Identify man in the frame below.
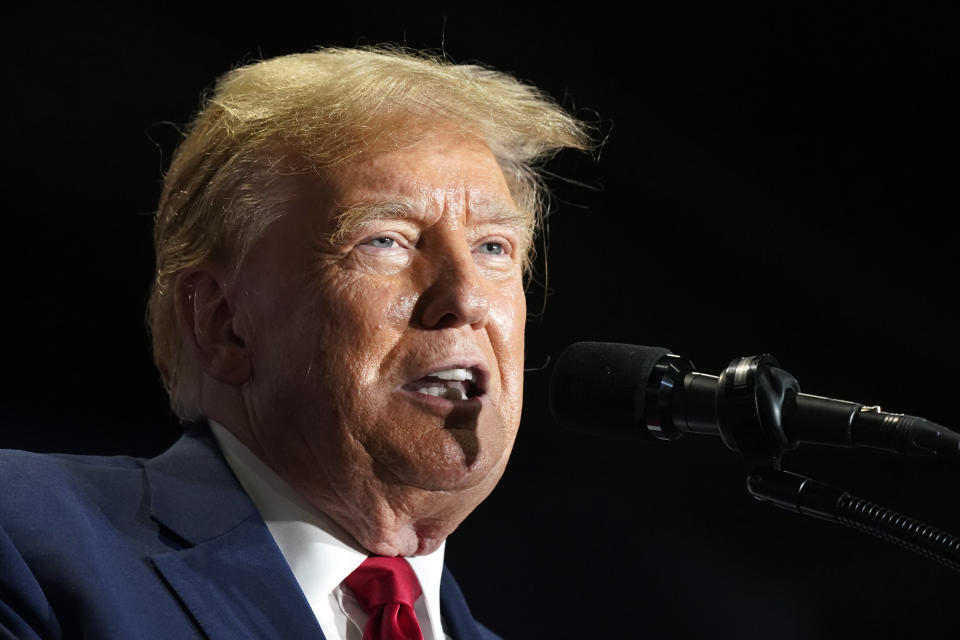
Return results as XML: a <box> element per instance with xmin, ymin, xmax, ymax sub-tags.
<box><xmin>0</xmin><ymin>47</ymin><xmax>589</xmax><ymax>639</ymax></box>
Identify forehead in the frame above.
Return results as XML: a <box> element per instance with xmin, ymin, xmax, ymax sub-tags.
<box><xmin>318</xmin><ymin>133</ymin><xmax>523</xmax><ymax>226</ymax></box>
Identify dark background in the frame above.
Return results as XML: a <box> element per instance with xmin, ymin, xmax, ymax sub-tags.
<box><xmin>2</xmin><ymin>4</ymin><xmax>957</xmax><ymax>638</ymax></box>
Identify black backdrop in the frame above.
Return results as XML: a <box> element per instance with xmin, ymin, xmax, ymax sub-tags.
<box><xmin>2</xmin><ymin>5</ymin><xmax>957</xmax><ymax>638</ymax></box>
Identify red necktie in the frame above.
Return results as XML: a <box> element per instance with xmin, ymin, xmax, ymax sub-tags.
<box><xmin>344</xmin><ymin>556</ymin><xmax>425</xmax><ymax>640</ymax></box>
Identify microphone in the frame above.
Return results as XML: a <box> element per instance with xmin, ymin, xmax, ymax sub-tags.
<box><xmin>549</xmin><ymin>342</ymin><xmax>960</xmax><ymax>457</ymax></box>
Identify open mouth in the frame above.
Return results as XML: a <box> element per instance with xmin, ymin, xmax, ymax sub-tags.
<box><xmin>401</xmin><ymin>367</ymin><xmax>485</xmax><ymax>401</ymax></box>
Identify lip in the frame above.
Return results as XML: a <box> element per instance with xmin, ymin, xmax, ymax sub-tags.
<box><xmin>402</xmin><ymin>359</ymin><xmax>489</xmax><ymax>394</ymax></box>
<box><xmin>397</xmin><ymin>387</ymin><xmax>486</xmax><ymax>417</ymax></box>
<box><xmin>398</xmin><ymin>358</ymin><xmax>490</xmax><ymax>413</ymax></box>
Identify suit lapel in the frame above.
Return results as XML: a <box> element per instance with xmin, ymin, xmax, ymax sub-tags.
<box><xmin>439</xmin><ymin>565</ymin><xmax>485</xmax><ymax>640</ymax></box>
<box><xmin>150</xmin><ymin>513</ymin><xmax>324</xmax><ymax>640</ymax></box>
<box><xmin>144</xmin><ymin>426</ymin><xmax>324</xmax><ymax>640</ymax></box>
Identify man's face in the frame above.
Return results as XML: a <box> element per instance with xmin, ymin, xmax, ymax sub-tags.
<box><xmin>227</xmin><ymin>132</ymin><xmax>527</xmax><ymax>554</ymax></box>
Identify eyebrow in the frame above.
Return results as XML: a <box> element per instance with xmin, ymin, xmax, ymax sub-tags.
<box><xmin>328</xmin><ymin>201</ymin><xmax>418</xmax><ymax>246</ymax></box>
<box><xmin>328</xmin><ymin>200</ymin><xmax>534</xmax><ymax>248</ymax></box>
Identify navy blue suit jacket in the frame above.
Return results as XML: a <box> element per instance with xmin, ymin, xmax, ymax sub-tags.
<box><xmin>0</xmin><ymin>425</ymin><xmax>500</xmax><ymax>639</ymax></box>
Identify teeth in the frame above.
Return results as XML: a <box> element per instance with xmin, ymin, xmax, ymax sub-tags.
<box><xmin>416</xmin><ymin>386</ymin><xmax>468</xmax><ymax>400</ymax></box>
<box><xmin>431</xmin><ymin>368</ymin><xmax>475</xmax><ymax>381</ymax></box>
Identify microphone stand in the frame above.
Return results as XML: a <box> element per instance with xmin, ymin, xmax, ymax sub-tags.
<box><xmin>712</xmin><ymin>353</ymin><xmax>960</xmax><ymax>572</ymax></box>
<box><xmin>746</xmin><ymin>467</ymin><xmax>960</xmax><ymax>571</ymax></box>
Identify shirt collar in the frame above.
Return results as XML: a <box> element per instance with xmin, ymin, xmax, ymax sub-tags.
<box><xmin>208</xmin><ymin>420</ymin><xmax>447</xmax><ymax>637</ymax></box>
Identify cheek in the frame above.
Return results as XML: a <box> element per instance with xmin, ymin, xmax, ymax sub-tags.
<box><xmin>488</xmin><ymin>285</ymin><xmax>527</xmax><ymax>410</ymax></box>
<box><xmin>489</xmin><ymin>283</ymin><xmax>527</xmax><ymax>356</ymax></box>
<box><xmin>307</xmin><ymin>275</ymin><xmax>411</xmax><ymax>387</ymax></box>
<box><xmin>385</xmin><ymin>292</ymin><xmax>418</xmax><ymax>332</ymax></box>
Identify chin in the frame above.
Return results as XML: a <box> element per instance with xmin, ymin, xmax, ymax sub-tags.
<box><xmin>358</xmin><ymin>522</ymin><xmax>449</xmax><ymax>557</ymax></box>
<box><xmin>361</xmin><ymin>535</ymin><xmax>419</xmax><ymax>557</ymax></box>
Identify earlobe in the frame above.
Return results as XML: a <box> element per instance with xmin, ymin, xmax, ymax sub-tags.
<box><xmin>174</xmin><ymin>268</ymin><xmax>252</xmax><ymax>386</ymax></box>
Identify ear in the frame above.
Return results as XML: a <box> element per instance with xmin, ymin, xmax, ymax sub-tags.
<box><xmin>174</xmin><ymin>268</ymin><xmax>252</xmax><ymax>386</ymax></box>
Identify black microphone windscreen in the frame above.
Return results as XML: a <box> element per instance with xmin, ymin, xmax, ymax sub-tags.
<box><xmin>549</xmin><ymin>342</ymin><xmax>672</xmax><ymax>439</ymax></box>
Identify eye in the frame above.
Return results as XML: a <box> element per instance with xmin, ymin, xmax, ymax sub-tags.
<box><xmin>366</xmin><ymin>236</ymin><xmax>397</xmax><ymax>249</ymax></box>
<box><xmin>354</xmin><ymin>234</ymin><xmax>411</xmax><ymax>262</ymax></box>
<box><xmin>476</xmin><ymin>241</ymin><xmax>505</xmax><ymax>256</ymax></box>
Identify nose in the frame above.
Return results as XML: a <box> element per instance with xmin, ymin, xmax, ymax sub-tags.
<box><xmin>415</xmin><ymin>246</ymin><xmax>490</xmax><ymax>330</ymax></box>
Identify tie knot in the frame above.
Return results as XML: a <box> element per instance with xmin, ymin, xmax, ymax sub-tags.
<box><xmin>344</xmin><ymin>556</ymin><xmax>423</xmax><ymax>611</ymax></box>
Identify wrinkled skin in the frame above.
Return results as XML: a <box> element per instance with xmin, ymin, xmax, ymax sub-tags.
<box><xmin>185</xmin><ymin>131</ymin><xmax>528</xmax><ymax>556</ymax></box>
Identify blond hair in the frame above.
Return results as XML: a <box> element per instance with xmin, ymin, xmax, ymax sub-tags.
<box><xmin>149</xmin><ymin>46</ymin><xmax>592</xmax><ymax>419</ymax></box>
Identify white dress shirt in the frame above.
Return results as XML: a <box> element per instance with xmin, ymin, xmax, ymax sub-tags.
<box><xmin>210</xmin><ymin>421</ymin><xmax>449</xmax><ymax>640</ymax></box>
